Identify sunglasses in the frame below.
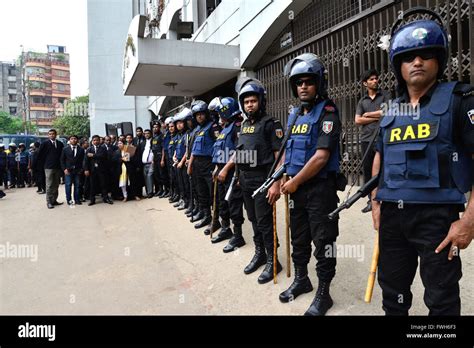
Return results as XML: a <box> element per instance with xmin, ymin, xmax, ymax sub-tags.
<box><xmin>401</xmin><ymin>51</ymin><xmax>437</xmax><ymax>63</ymax></box>
<box><xmin>295</xmin><ymin>78</ymin><xmax>316</xmax><ymax>87</ymax></box>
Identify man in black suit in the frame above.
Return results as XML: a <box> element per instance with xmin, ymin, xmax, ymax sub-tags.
<box><xmin>83</xmin><ymin>135</ymin><xmax>113</xmax><ymax>206</ymax></box>
<box><xmin>103</xmin><ymin>135</ymin><xmax>120</xmax><ymax>199</ymax></box>
<box><xmin>60</xmin><ymin>135</ymin><xmax>85</xmax><ymax>205</ymax></box>
<box><xmin>37</xmin><ymin>129</ymin><xmax>65</xmax><ymax>209</ymax></box>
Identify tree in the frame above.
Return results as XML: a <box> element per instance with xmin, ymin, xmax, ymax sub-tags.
<box><xmin>53</xmin><ymin>95</ymin><xmax>90</xmax><ymax>138</ymax></box>
<box><xmin>0</xmin><ymin>111</ymin><xmax>37</xmax><ymax>134</ymax></box>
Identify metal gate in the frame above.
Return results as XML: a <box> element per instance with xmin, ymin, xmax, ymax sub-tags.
<box><xmin>256</xmin><ymin>0</ymin><xmax>473</xmax><ymax>183</ymax></box>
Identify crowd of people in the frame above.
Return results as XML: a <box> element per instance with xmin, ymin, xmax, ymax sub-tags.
<box><xmin>1</xmin><ymin>9</ymin><xmax>472</xmax><ymax>317</ymax></box>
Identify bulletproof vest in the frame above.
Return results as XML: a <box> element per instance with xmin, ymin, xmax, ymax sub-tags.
<box><xmin>7</xmin><ymin>152</ymin><xmax>16</xmax><ymax>167</ymax></box>
<box><xmin>212</xmin><ymin>121</ymin><xmax>236</xmax><ymax>164</ymax></box>
<box><xmin>237</xmin><ymin>114</ymin><xmax>274</xmax><ymax>169</ymax></box>
<box><xmin>167</xmin><ymin>134</ymin><xmax>177</xmax><ymax>158</ymax></box>
<box><xmin>152</xmin><ymin>134</ymin><xmax>162</xmax><ymax>156</ymax></box>
<box><xmin>376</xmin><ymin>82</ymin><xmax>471</xmax><ymax>204</ymax></box>
<box><xmin>192</xmin><ymin>121</ymin><xmax>214</xmax><ymax>157</ymax></box>
<box><xmin>175</xmin><ymin>132</ymin><xmax>186</xmax><ymax>160</ymax></box>
<box><xmin>163</xmin><ymin>131</ymin><xmax>171</xmax><ymax>152</ymax></box>
<box><xmin>19</xmin><ymin>151</ymin><xmax>29</xmax><ymax>165</ymax></box>
<box><xmin>284</xmin><ymin>100</ymin><xmax>340</xmax><ymax>177</ymax></box>
<box><xmin>0</xmin><ymin>152</ymin><xmax>6</xmax><ymax>167</ymax></box>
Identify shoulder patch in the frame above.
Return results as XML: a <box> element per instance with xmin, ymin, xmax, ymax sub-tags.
<box><xmin>324</xmin><ymin>105</ymin><xmax>336</xmax><ymax>112</ymax></box>
<box><xmin>322</xmin><ymin>121</ymin><xmax>334</xmax><ymax>134</ymax></box>
<box><xmin>468</xmin><ymin>109</ymin><xmax>474</xmax><ymax>125</ymax></box>
<box><xmin>275</xmin><ymin>128</ymin><xmax>284</xmax><ymax>139</ymax></box>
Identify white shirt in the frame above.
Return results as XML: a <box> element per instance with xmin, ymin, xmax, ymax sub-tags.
<box><xmin>142</xmin><ymin>139</ymin><xmax>153</xmax><ymax>164</ymax></box>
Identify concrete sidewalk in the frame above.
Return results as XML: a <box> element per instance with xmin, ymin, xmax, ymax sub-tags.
<box><xmin>0</xmin><ymin>185</ymin><xmax>472</xmax><ymax>315</ymax></box>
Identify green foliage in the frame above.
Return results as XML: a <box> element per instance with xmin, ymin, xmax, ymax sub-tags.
<box><xmin>52</xmin><ymin>95</ymin><xmax>90</xmax><ymax>138</ymax></box>
<box><xmin>0</xmin><ymin>112</ymin><xmax>37</xmax><ymax>134</ymax></box>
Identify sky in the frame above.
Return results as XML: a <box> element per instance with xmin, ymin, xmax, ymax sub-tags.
<box><xmin>0</xmin><ymin>0</ymin><xmax>89</xmax><ymax>98</ymax></box>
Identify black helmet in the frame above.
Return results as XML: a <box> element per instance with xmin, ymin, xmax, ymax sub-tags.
<box><xmin>284</xmin><ymin>53</ymin><xmax>328</xmax><ymax>98</ymax></box>
<box><xmin>235</xmin><ymin>77</ymin><xmax>267</xmax><ymax>115</ymax></box>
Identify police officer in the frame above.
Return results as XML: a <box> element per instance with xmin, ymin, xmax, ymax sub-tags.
<box><xmin>159</xmin><ymin>117</ymin><xmax>173</xmax><ymax>198</ymax></box>
<box><xmin>0</xmin><ymin>144</ymin><xmax>7</xmax><ymax>189</ymax></box>
<box><xmin>211</xmin><ymin>97</ymin><xmax>246</xmax><ymax>251</ymax></box>
<box><xmin>372</xmin><ymin>9</ymin><xmax>474</xmax><ymax>315</ymax></box>
<box><xmin>187</xmin><ymin>100</ymin><xmax>221</xmax><ymax>230</ymax></box>
<box><xmin>184</xmin><ymin>109</ymin><xmax>200</xmax><ymax>218</ymax></box>
<box><xmin>152</xmin><ymin>122</ymin><xmax>164</xmax><ymax>197</ymax></box>
<box><xmin>7</xmin><ymin>143</ymin><xmax>18</xmax><ymax>189</ymax></box>
<box><xmin>278</xmin><ymin>53</ymin><xmax>342</xmax><ymax>316</ymax></box>
<box><xmin>219</xmin><ymin>78</ymin><xmax>284</xmax><ymax>284</ymax></box>
<box><xmin>167</xmin><ymin>117</ymin><xmax>180</xmax><ymax>204</ymax></box>
<box><xmin>173</xmin><ymin>109</ymin><xmax>192</xmax><ymax>211</ymax></box>
<box><xmin>17</xmin><ymin>143</ymin><xmax>30</xmax><ymax>188</ymax></box>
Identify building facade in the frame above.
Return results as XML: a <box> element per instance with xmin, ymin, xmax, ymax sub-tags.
<box><xmin>123</xmin><ymin>0</ymin><xmax>472</xmax><ymax>180</ymax></box>
<box><xmin>87</xmin><ymin>0</ymin><xmax>152</xmax><ymax>137</ymax></box>
<box><xmin>20</xmin><ymin>45</ymin><xmax>71</xmax><ymax>135</ymax></box>
<box><xmin>0</xmin><ymin>62</ymin><xmax>21</xmax><ymax>117</ymax></box>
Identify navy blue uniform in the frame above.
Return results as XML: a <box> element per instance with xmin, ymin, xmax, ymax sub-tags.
<box><xmin>375</xmin><ymin>82</ymin><xmax>474</xmax><ymax>315</ymax></box>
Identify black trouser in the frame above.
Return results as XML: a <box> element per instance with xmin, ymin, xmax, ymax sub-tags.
<box><xmin>361</xmin><ymin>141</ymin><xmax>376</xmax><ymax>201</ymax></box>
<box><xmin>0</xmin><ymin>167</ymin><xmax>6</xmax><ymax>187</ymax></box>
<box><xmin>18</xmin><ymin>164</ymin><xmax>28</xmax><ymax>187</ymax></box>
<box><xmin>160</xmin><ymin>154</ymin><xmax>170</xmax><ymax>189</ymax></box>
<box><xmin>89</xmin><ymin>170</ymin><xmax>108</xmax><ymax>202</ymax></box>
<box><xmin>378</xmin><ymin>202</ymin><xmax>462</xmax><ymax>316</ymax></box>
<box><xmin>177</xmin><ymin>162</ymin><xmax>190</xmax><ymax>200</ymax></box>
<box><xmin>153</xmin><ymin>155</ymin><xmax>163</xmax><ymax>193</ymax></box>
<box><xmin>167</xmin><ymin>156</ymin><xmax>177</xmax><ymax>195</ymax></box>
<box><xmin>79</xmin><ymin>173</ymin><xmax>86</xmax><ymax>200</ymax></box>
<box><xmin>131</xmin><ymin>164</ymin><xmax>143</xmax><ymax>197</ymax></box>
<box><xmin>289</xmin><ymin>176</ymin><xmax>339</xmax><ymax>282</ymax></box>
<box><xmin>36</xmin><ymin>167</ymin><xmax>46</xmax><ymax>191</ymax></box>
<box><xmin>193</xmin><ymin>156</ymin><xmax>214</xmax><ymax>214</ymax></box>
<box><xmin>240</xmin><ymin>169</ymin><xmax>277</xmax><ymax>254</ymax></box>
<box><xmin>8</xmin><ymin>166</ymin><xmax>17</xmax><ymax>187</ymax></box>
<box><xmin>216</xmin><ymin>165</ymin><xmax>245</xmax><ymax>226</ymax></box>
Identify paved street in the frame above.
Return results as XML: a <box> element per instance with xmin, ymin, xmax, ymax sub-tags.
<box><xmin>0</xmin><ymin>186</ymin><xmax>472</xmax><ymax>315</ymax></box>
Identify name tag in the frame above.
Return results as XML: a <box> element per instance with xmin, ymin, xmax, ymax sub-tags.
<box><xmin>385</xmin><ymin>122</ymin><xmax>439</xmax><ymax>144</ymax></box>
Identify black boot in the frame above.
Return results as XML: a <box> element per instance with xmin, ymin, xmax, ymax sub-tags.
<box><xmin>257</xmin><ymin>253</ymin><xmax>282</xmax><ymax>284</ymax></box>
<box><xmin>244</xmin><ymin>244</ymin><xmax>267</xmax><ymax>275</ymax></box>
<box><xmin>204</xmin><ymin>219</ymin><xmax>221</xmax><ymax>236</ymax></box>
<box><xmin>223</xmin><ymin>225</ymin><xmax>246</xmax><ymax>253</ymax></box>
<box><xmin>304</xmin><ymin>281</ymin><xmax>333</xmax><ymax>316</ymax></box>
<box><xmin>177</xmin><ymin>200</ymin><xmax>187</xmax><ymax>210</ymax></box>
<box><xmin>173</xmin><ymin>198</ymin><xmax>183</xmax><ymax>208</ymax></box>
<box><xmin>211</xmin><ymin>220</ymin><xmax>233</xmax><ymax>243</ymax></box>
<box><xmin>184</xmin><ymin>203</ymin><xmax>194</xmax><ymax>215</ymax></box>
<box><xmin>162</xmin><ymin>188</ymin><xmax>170</xmax><ymax>198</ymax></box>
<box><xmin>191</xmin><ymin>210</ymin><xmax>204</xmax><ymax>222</ymax></box>
<box><xmin>170</xmin><ymin>194</ymin><xmax>179</xmax><ymax>203</ymax></box>
<box><xmin>194</xmin><ymin>212</ymin><xmax>211</xmax><ymax>229</ymax></box>
<box><xmin>279</xmin><ymin>265</ymin><xmax>313</xmax><ymax>303</ymax></box>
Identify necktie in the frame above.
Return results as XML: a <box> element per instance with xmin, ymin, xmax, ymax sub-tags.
<box><xmin>72</xmin><ymin>146</ymin><xmax>76</xmax><ymax>157</ymax></box>
<box><xmin>52</xmin><ymin>140</ymin><xmax>57</xmax><ymax>149</ymax></box>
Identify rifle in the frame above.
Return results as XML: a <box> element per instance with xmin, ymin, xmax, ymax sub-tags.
<box><xmin>327</xmin><ymin>174</ymin><xmax>379</xmax><ymax>220</ymax></box>
<box><xmin>252</xmin><ymin>107</ymin><xmax>300</xmax><ymax>199</ymax></box>
<box><xmin>224</xmin><ymin>144</ymin><xmax>243</xmax><ymax>202</ymax></box>
<box><xmin>251</xmin><ymin>165</ymin><xmax>286</xmax><ymax>199</ymax></box>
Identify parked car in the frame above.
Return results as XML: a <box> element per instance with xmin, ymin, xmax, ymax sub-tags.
<box><xmin>0</xmin><ymin>134</ymin><xmax>67</xmax><ymax>147</ymax></box>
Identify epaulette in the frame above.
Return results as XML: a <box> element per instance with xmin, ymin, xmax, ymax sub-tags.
<box><xmin>453</xmin><ymin>83</ymin><xmax>474</xmax><ymax>98</ymax></box>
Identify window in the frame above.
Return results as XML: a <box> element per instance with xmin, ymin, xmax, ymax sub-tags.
<box><xmin>55</xmin><ymin>84</ymin><xmax>69</xmax><ymax>92</ymax></box>
<box><xmin>9</xmin><ymin>107</ymin><xmax>17</xmax><ymax>115</ymax></box>
<box><xmin>8</xmin><ymin>94</ymin><xmax>16</xmax><ymax>102</ymax></box>
<box><xmin>30</xmin><ymin>81</ymin><xmax>46</xmax><ymax>90</ymax></box>
<box><xmin>8</xmin><ymin>68</ymin><xmax>16</xmax><ymax>76</ymax></box>
<box><xmin>8</xmin><ymin>81</ymin><xmax>16</xmax><ymax>88</ymax></box>
<box><xmin>53</xmin><ymin>70</ymin><xmax>68</xmax><ymax>77</ymax></box>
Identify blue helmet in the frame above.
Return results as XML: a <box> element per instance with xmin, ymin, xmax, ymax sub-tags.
<box><xmin>389</xmin><ymin>7</ymin><xmax>449</xmax><ymax>84</ymax></box>
<box><xmin>284</xmin><ymin>53</ymin><xmax>328</xmax><ymax>98</ymax></box>
<box><xmin>236</xmin><ymin>77</ymin><xmax>267</xmax><ymax>115</ymax></box>
<box><xmin>216</xmin><ymin>97</ymin><xmax>240</xmax><ymax>121</ymax></box>
<box><xmin>191</xmin><ymin>100</ymin><xmax>208</xmax><ymax>116</ymax></box>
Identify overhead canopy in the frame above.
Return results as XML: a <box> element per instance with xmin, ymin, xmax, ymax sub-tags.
<box><xmin>123</xmin><ymin>16</ymin><xmax>241</xmax><ymax>97</ymax></box>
